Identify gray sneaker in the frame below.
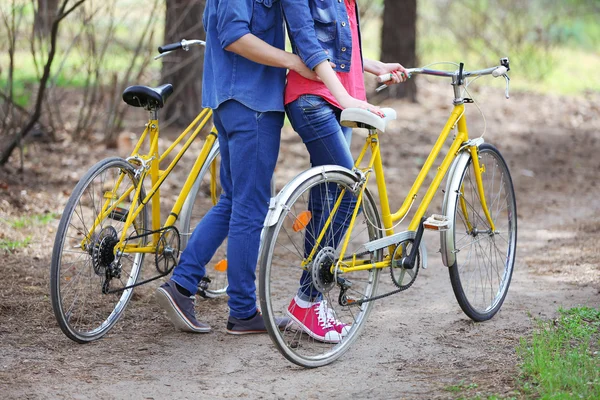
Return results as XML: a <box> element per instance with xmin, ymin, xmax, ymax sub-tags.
<box><xmin>226</xmin><ymin>311</ymin><xmax>290</xmax><ymax>335</ymax></box>
<box><xmin>156</xmin><ymin>280</ymin><xmax>211</xmax><ymax>333</ymax></box>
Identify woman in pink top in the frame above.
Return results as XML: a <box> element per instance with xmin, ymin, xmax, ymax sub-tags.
<box><xmin>281</xmin><ymin>0</ymin><xmax>407</xmax><ymax>343</ymax></box>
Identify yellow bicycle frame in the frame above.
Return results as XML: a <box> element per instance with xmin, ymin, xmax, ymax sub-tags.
<box><xmin>306</xmin><ymin>104</ymin><xmax>496</xmax><ymax>274</ymax></box>
<box><xmin>82</xmin><ymin>108</ymin><xmax>219</xmax><ymax>255</ymax></box>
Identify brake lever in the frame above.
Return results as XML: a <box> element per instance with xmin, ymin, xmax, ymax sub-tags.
<box><xmin>503</xmin><ymin>74</ymin><xmax>510</xmax><ymax>99</ymax></box>
<box><xmin>154</xmin><ymin>51</ymin><xmax>174</xmax><ymax>60</ymax></box>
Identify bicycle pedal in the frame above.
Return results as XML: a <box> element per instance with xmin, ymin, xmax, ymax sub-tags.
<box><xmin>423</xmin><ymin>214</ymin><xmax>450</xmax><ymax>231</ymax></box>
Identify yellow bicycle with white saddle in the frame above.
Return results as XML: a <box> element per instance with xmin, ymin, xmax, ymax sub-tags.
<box><xmin>259</xmin><ymin>58</ymin><xmax>517</xmax><ymax>367</ymax></box>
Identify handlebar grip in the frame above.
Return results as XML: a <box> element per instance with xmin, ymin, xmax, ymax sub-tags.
<box><xmin>492</xmin><ymin>66</ymin><xmax>508</xmax><ymax>77</ymax></box>
<box><xmin>158</xmin><ymin>42</ymin><xmax>183</xmax><ymax>54</ymax></box>
<box><xmin>376</xmin><ymin>73</ymin><xmax>395</xmax><ymax>83</ymax></box>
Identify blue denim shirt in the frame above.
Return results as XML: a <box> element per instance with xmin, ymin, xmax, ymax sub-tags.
<box><xmin>281</xmin><ymin>0</ymin><xmax>362</xmax><ymax>73</ymax></box>
<box><xmin>202</xmin><ymin>0</ymin><xmax>286</xmax><ymax>112</ymax></box>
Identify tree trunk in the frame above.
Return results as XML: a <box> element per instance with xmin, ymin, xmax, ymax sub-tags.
<box><xmin>162</xmin><ymin>0</ymin><xmax>206</xmax><ymax>126</ymax></box>
<box><xmin>379</xmin><ymin>0</ymin><xmax>417</xmax><ymax>102</ymax></box>
<box><xmin>35</xmin><ymin>0</ymin><xmax>60</xmax><ymax>36</ymax></box>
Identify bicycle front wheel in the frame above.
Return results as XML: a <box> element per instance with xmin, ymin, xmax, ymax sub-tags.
<box><xmin>179</xmin><ymin>143</ymin><xmax>227</xmax><ymax>297</ymax></box>
<box><xmin>447</xmin><ymin>144</ymin><xmax>517</xmax><ymax>321</ymax></box>
<box><xmin>50</xmin><ymin>157</ymin><xmax>148</xmax><ymax>342</ymax></box>
<box><xmin>259</xmin><ymin>170</ymin><xmax>382</xmax><ymax>367</ymax></box>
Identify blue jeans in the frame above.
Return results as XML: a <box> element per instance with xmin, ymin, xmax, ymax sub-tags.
<box><xmin>285</xmin><ymin>95</ymin><xmax>357</xmax><ymax>301</ymax></box>
<box><xmin>173</xmin><ymin>100</ymin><xmax>283</xmax><ymax>319</ymax></box>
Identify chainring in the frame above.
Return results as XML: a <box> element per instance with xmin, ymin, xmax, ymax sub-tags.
<box><xmin>390</xmin><ymin>239</ymin><xmax>420</xmax><ymax>291</ymax></box>
<box><xmin>155</xmin><ymin>226</ymin><xmax>180</xmax><ymax>275</ymax></box>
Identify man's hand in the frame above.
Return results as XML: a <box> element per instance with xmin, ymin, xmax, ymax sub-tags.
<box><xmin>226</xmin><ymin>34</ymin><xmax>318</xmax><ymax>80</ymax></box>
<box><xmin>289</xmin><ymin>55</ymin><xmax>319</xmax><ymax>81</ymax></box>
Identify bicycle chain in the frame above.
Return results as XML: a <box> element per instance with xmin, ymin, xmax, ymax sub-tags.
<box><xmin>103</xmin><ymin>227</ymin><xmax>177</xmax><ymax>294</ymax></box>
<box><xmin>338</xmin><ymin>246</ymin><xmax>419</xmax><ymax>306</ymax></box>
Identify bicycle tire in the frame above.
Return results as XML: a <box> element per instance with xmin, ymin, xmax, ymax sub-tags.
<box><xmin>179</xmin><ymin>143</ymin><xmax>228</xmax><ymax>297</ymax></box>
<box><xmin>447</xmin><ymin>144</ymin><xmax>517</xmax><ymax>321</ymax></box>
<box><xmin>259</xmin><ymin>169</ymin><xmax>382</xmax><ymax>367</ymax></box>
<box><xmin>50</xmin><ymin>157</ymin><xmax>148</xmax><ymax>343</ymax></box>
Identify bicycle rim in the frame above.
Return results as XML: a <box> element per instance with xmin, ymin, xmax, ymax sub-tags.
<box><xmin>260</xmin><ymin>171</ymin><xmax>382</xmax><ymax>367</ymax></box>
<box><xmin>50</xmin><ymin>158</ymin><xmax>147</xmax><ymax>342</ymax></box>
<box><xmin>449</xmin><ymin>144</ymin><xmax>517</xmax><ymax>321</ymax></box>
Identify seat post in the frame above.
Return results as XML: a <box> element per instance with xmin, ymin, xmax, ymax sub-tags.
<box><xmin>148</xmin><ymin>108</ymin><xmax>158</xmax><ymax>120</ymax></box>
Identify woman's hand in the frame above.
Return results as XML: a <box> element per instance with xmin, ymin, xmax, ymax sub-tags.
<box><xmin>338</xmin><ymin>95</ymin><xmax>384</xmax><ymax>117</ymax></box>
<box><xmin>365</xmin><ymin>60</ymin><xmax>409</xmax><ymax>85</ymax></box>
<box><xmin>379</xmin><ymin>63</ymin><xmax>409</xmax><ymax>84</ymax></box>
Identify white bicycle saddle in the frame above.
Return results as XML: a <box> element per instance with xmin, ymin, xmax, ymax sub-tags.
<box><xmin>340</xmin><ymin>107</ymin><xmax>397</xmax><ymax>132</ymax></box>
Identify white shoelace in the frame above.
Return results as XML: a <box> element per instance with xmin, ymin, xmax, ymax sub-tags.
<box><xmin>314</xmin><ymin>300</ymin><xmax>343</xmax><ymax>328</ymax></box>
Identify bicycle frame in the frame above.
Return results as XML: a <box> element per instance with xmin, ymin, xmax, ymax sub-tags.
<box><xmin>81</xmin><ymin>108</ymin><xmax>218</xmax><ymax>254</ymax></box>
<box><xmin>304</xmin><ymin>103</ymin><xmax>496</xmax><ymax>273</ymax></box>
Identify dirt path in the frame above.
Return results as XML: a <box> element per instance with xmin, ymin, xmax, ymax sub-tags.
<box><xmin>1</xmin><ymin>83</ymin><xmax>599</xmax><ymax>399</ymax></box>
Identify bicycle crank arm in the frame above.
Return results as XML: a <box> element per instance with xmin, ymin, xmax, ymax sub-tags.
<box><xmin>398</xmin><ymin>218</ymin><xmax>426</xmax><ymax>269</ymax></box>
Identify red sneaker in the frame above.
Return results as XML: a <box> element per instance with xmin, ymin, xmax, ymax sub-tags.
<box><xmin>287</xmin><ymin>297</ymin><xmax>348</xmax><ymax>343</ymax></box>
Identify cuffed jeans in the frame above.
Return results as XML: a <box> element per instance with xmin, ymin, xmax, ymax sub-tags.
<box><xmin>173</xmin><ymin>100</ymin><xmax>283</xmax><ymax>319</ymax></box>
<box><xmin>285</xmin><ymin>95</ymin><xmax>357</xmax><ymax>301</ymax></box>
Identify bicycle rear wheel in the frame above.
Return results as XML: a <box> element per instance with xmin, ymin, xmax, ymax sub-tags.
<box><xmin>50</xmin><ymin>157</ymin><xmax>148</xmax><ymax>342</ymax></box>
<box><xmin>179</xmin><ymin>143</ymin><xmax>227</xmax><ymax>297</ymax></box>
<box><xmin>259</xmin><ymin>170</ymin><xmax>382</xmax><ymax>367</ymax></box>
<box><xmin>447</xmin><ymin>144</ymin><xmax>517</xmax><ymax>321</ymax></box>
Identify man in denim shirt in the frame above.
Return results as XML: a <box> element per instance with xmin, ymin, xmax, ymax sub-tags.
<box><xmin>157</xmin><ymin>0</ymin><xmax>316</xmax><ymax>334</ymax></box>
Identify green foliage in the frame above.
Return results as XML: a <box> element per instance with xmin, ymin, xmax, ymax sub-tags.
<box><xmin>445</xmin><ymin>380</ymin><xmax>479</xmax><ymax>393</ymax></box>
<box><xmin>0</xmin><ymin>236</ymin><xmax>32</xmax><ymax>251</ymax></box>
<box><xmin>415</xmin><ymin>0</ymin><xmax>600</xmax><ymax>95</ymax></box>
<box><xmin>4</xmin><ymin>212</ymin><xmax>59</xmax><ymax>229</ymax></box>
<box><xmin>517</xmin><ymin>307</ymin><xmax>600</xmax><ymax>398</ymax></box>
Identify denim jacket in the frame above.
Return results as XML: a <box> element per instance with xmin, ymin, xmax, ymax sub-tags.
<box><xmin>281</xmin><ymin>0</ymin><xmax>362</xmax><ymax>73</ymax></box>
<box><xmin>202</xmin><ymin>0</ymin><xmax>286</xmax><ymax>112</ymax></box>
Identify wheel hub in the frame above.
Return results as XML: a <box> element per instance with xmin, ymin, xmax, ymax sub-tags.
<box><xmin>91</xmin><ymin>226</ymin><xmax>119</xmax><ymax>276</ymax></box>
<box><xmin>311</xmin><ymin>247</ymin><xmax>337</xmax><ymax>294</ymax></box>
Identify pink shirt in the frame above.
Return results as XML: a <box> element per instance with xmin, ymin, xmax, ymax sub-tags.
<box><xmin>284</xmin><ymin>0</ymin><xmax>366</xmax><ymax>109</ymax></box>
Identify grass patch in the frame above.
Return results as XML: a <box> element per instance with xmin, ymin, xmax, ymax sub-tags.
<box><xmin>517</xmin><ymin>307</ymin><xmax>600</xmax><ymax>398</ymax></box>
<box><xmin>445</xmin><ymin>380</ymin><xmax>478</xmax><ymax>393</ymax></box>
<box><xmin>3</xmin><ymin>212</ymin><xmax>59</xmax><ymax>229</ymax></box>
<box><xmin>0</xmin><ymin>236</ymin><xmax>32</xmax><ymax>251</ymax></box>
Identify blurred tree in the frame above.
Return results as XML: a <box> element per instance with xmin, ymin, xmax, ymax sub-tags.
<box><xmin>161</xmin><ymin>0</ymin><xmax>206</xmax><ymax>126</ymax></box>
<box><xmin>34</xmin><ymin>0</ymin><xmax>59</xmax><ymax>36</ymax></box>
<box><xmin>380</xmin><ymin>0</ymin><xmax>417</xmax><ymax>102</ymax></box>
<box><xmin>0</xmin><ymin>0</ymin><xmax>85</xmax><ymax>167</ymax></box>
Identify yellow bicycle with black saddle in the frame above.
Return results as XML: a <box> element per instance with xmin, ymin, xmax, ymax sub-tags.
<box><xmin>50</xmin><ymin>40</ymin><xmax>229</xmax><ymax>343</ymax></box>
<box><xmin>259</xmin><ymin>58</ymin><xmax>517</xmax><ymax>367</ymax></box>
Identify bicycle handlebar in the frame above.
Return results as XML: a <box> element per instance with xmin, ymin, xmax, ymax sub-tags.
<box><xmin>376</xmin><ymin>58</ymin><xmax>511</xmax><ymax>99</ymax></box>
<box><xmin>155</xmin><ymin>39</ymin><xmax>206</xmax><ymax>60</ymax></box>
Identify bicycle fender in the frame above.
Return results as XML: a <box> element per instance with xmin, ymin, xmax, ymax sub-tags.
<box><xmin>263</xmin><ymin>165</ymin><xmax>358</xmax><ymax>228</ymax></box>
<box><xmin>440</xmin><ymin>149</ymin><xmax>473</xmax><ymax>267</ymax></box>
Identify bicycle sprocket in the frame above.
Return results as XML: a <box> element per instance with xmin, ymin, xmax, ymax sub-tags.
<box><xmin>155</xmin><ymin>226</ymin><xmax>180</xmax><ymax>274</ymax></box>
<box><xmin>91</xmin><ymin>226</ymin><xmax>119</xmax><ymax>276</ymax></box>
<box><xmin>311</xmin><ymin>247</ymin><xmax>337</xmax><ymax>294</ymax></box>
<box><xmin>390</xmin><ymin>239</ymin><xmax>420</xmax><ymax>291</ymax></box>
